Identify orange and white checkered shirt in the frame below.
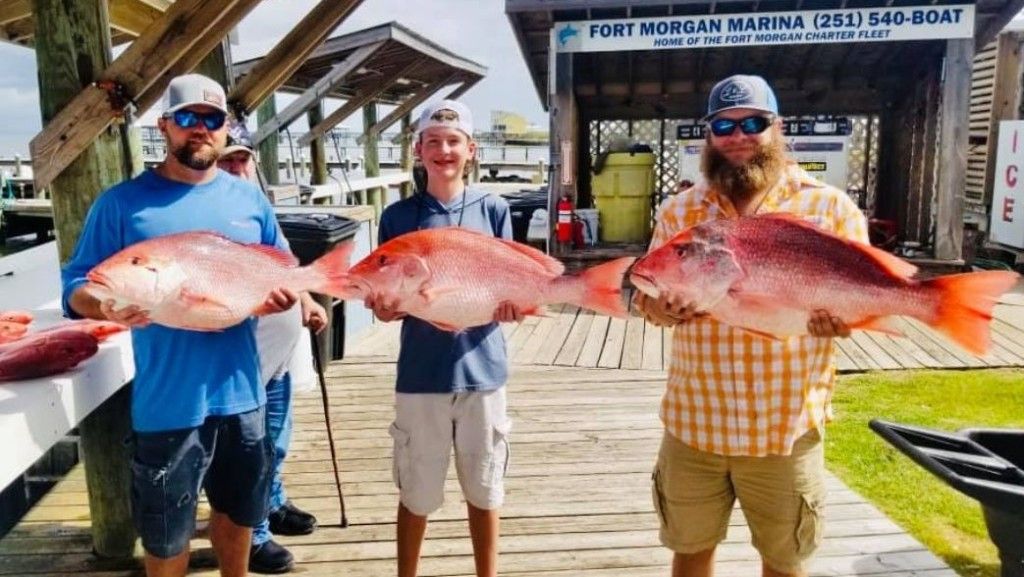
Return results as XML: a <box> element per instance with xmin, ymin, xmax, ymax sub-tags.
<box><xmin>651</xmin><ymin>163</ymin><xmax>869</xmax><ymax>456</ymax></box>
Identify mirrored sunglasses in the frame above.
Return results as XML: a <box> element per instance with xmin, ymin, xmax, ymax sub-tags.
<box><xmin>707</xmin><ymin>115</ymin><xmax>774</xmax><ymax>137</ymax></box>
<box><xmin>169</xmin><ymin>109</ymin><xmax>227</xmax><ymax>131</ymax></box>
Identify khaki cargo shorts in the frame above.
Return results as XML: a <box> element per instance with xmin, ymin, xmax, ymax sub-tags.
<box><xmin>389</xmin><ymin>388</ymin><xmax>511</xmax><ymax>516</ymax></box>
<box><xmin>651</xmin><ymin>429</ymin><xmax>826</xmax><ymax>574</ymax></box>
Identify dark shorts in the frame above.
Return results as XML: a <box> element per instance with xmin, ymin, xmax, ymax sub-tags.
<box><xmin>131</xmin><ymin>407</ymin><xmax>272</xmax><ymax>558</ymax></box>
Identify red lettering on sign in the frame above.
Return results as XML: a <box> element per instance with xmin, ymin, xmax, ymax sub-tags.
<box><xmin>1007</xmin><ymin>165</ymin><xmax>1018</xmax><ymax>187</ymax></box>
<box><xmin>1015</xmin><ymin>130</ymin><xmax>1020</xmax><ymax>153</ymax></box>
<box><xmin>1005</xmin><ymin>197</ymin><xmax>1016</xmax><ymax>223</ymax></box>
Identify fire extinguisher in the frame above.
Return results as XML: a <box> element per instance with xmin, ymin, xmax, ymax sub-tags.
<box><xmin>557</xmin><ymin>195</ymin><xmax>573</xmax><ymax>243</ymax></box>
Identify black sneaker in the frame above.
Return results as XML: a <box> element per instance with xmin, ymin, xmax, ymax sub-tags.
<box><xmin>249</xmin><ymin>539</ymin><xmax>295</xmax><ymax>574</ymax></box>
<box><xmin>268</xmin><ymin>501</ymin><xmax>318</xmax><ymax>536</ymax></box>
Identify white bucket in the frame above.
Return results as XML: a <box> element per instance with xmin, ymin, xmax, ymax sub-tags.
<box><xmin>576</xmin><ymin>208</ymin><xmax>599</xmax><ymax>245</ymax></box>
<box><xmin>527</xmin><ymin>208</ymin><xmax>549</xmax><ymax>241</ymax></box>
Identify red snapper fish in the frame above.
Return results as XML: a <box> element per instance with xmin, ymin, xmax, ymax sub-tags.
<box><xmin>0</xmin><ymin>311</ymin><xmax>33</xmax><ymax>324</ymax></box>
<box><xmin>0</xmin><ymin>329</ymin><xmax>99</xmax><ymax>382</ymax></box>
<box><xmin>0</xmin><ymin>321</ymin><xmax>29</xmax><ymax>343</ymax></box>
<box><xmin>630</xmin><ymin>213</ymin><xmax>1020</xmax><ymax>355</ymax></box>
<box><xmin>85</xmin><ymin>231</ymin><xmax>352</xmax><ymax>331</ymax></box>
<box><xmin>38</xmin><ymin>319</ymin><xmax>128</xmax><ymax>342</ymax></box>
<box><xmin>342</xmin><ymin>227</ymin><xmax>635</xmax><ymax>331</ymax></box>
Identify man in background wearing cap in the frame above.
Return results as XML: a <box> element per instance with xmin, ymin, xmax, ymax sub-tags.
<box><xmin>366</xmin><ymin>100</ymin><xmax>519</xmax><ymax>577</ymax></box>
<box><xmin>217</xmin><ymin>120</ymin><xmax>323</xmax><ymax>574</ymax></box>
<box><xmin>635</xmin><ymin>75</ymin><xmax>868</xmax><ymax>577</ymax></box>
<box><xmin>62</xmin><ymin>74</ymin><xmax>297</xmax><ymax>577</ymax></box>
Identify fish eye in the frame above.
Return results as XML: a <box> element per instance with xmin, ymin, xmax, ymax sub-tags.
<box><xmin>130</xmin><ymin>256</ymin><xmax>143</xmax><ymax>266</ymax></box>
<box><xmin>378</xmin><ymin>255</ymin><xmax>388</xmax><ymax>265</ymax></box>
<box><xmin>673</xmin><ymin>244</ymin><xmax>690</xmax><ymax>257</ymax></box>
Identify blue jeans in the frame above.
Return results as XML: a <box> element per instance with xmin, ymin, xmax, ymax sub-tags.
<box><xmin>252</xmin><ymin>373</ymin><xmax>293</xmax><ymax>546</ymax></box>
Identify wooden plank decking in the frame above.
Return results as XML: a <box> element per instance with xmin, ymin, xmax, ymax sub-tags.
<box><xmin>0</xmin><ymin>318</ymin><xmax>962</xmax><ymax>576</ymax></box>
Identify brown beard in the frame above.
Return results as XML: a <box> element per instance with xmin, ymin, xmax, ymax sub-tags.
<box><xmin>172</xmin><ymin>140</ymin><xmax>219</xmax><ymax>170</ymax></box>
<box><xmin>701</xmin><ymin>132</ymin><xmax>788</xmax><ymax>202</ymax></box>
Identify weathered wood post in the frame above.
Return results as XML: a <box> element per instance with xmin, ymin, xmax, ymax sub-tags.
<box><xmin>33</xmin><ymin>0</ymin><xmax>136</xmax><ymax>558</ymax></box>
<box><xmin>399</xmin><ymin>113</ymin><xmax>414</xmax><ymax>199</ymax></box>
<box><xmin>935</xmin><ymin>38</ymin><xmax>973</xmax><ymax>261</ymax></box>
<box><xmin>308</xmin><ymin>102</ymin><xmax>328</xmax><ymax>187</ymax></box>
<box><xmin>362</xmin><ymin>103</ymin><xmax>382</xmax><ymax>217</ymax></box>
<box><xmin>257</xmin><ymin>96</ymin><xmax>281</xmax><ymax>185</ymax></box>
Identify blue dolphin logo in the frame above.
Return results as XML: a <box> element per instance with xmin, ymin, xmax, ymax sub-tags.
<box><xmin>558</xmin><ymin>25</ymin><xmax>579</xmax><ymax>46</ymax></box>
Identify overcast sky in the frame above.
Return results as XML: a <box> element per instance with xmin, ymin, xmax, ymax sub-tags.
<box><xmin>0</xmin><ymin>0</ymin><xmax>547</xmax><ymax>157</ymax></box>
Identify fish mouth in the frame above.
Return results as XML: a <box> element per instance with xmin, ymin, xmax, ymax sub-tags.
<box><xmin>86</xmin><ymin>270</ymin><xmax>112</xmax><ymax>290</ymax></box>
<box><xmin>629</xmin><ymin>271</ymin><xmax>661</xmax><ymax>298</ymax></box>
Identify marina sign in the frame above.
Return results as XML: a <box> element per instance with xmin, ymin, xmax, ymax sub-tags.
<box><xmin>553</xmin><ymin>5</ymin><xmax>974</xmax><ymax>52</ymax></box>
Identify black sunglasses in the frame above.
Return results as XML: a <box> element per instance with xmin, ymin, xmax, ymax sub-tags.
<box><xmin>707</xmin><ymin>115</ymin><xmax>774</xmax><ymax>137</ymax></box>
<box><xmin>168</xmin><ymin>109</ymin><xmax>227</xmax><ymax>131</ymax></box>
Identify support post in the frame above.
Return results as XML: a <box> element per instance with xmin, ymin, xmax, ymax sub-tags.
<box><xmin>257</xmin><ymin>96</ymin><xmax>280</xmax><ymax>185</ymax></box>
<box><xmin>308</xmin><ymin>102</ymin><xmax>328</xmax><ymax>186</ymax></box>
<box><xmin>363</xmin><ymin>103</ymin><xmax>382</xmax><ymax>217</ymax></box>
<box><xmin>935</xmin><ymin>39</ymin><xmax>972</xmax><ymax>261</ymax></box>
<box><xmin>33</xmin><ymin>0</ymin><xmax>135</xmax><ymax>558</ymax></box>
<box><xmin>400</xmin><ymin>113</ymin><xmax>414</xmax><ymax>198</ymax></box>
<box><xmin>549</xmin><ymin>48</ymin><xmax>577</xmax><ymax>255</ymax></box>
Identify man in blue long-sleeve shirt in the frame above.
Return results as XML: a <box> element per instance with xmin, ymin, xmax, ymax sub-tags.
<box><xmin>61</xmin><ymin>74</ymin><xmax>305</xmax><ymax>577</ymax></box>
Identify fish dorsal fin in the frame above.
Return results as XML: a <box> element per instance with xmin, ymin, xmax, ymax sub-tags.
<box><xmin>495</xmin><ymin>237</ymin><xmax>564</xmax><ymax>275</ymax></box>
<box><xmin>757</xmin><ymin>213</ymin><xmax>917</xmax><ymax>279</ymax></box>
<box><xmin>247</xmin><ymin>243</ymin><xmax>300</xmax><ymax>267</ymax></box>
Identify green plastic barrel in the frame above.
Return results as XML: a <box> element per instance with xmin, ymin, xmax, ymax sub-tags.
<box><xmin>591</xmin><ymin>152</ymin><xmax>656</xmax><ymax>243</ymax></box>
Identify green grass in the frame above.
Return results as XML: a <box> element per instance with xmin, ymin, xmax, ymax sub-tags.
<box><xmin>826</xmin><ymin>369</ymin><xmax>1024</xmax><ymax>577</ymax></box>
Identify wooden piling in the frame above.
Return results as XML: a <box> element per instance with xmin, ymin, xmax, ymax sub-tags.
<box><xmin>399</xmin><ymin>113</ymin><xmax>413</xmax><ymax>198</ymax></box>
<box><xmin>257</xmin><ymin>96</ymin><xmax>280</xmax><ymax>185</ymax></box>
<box><xmin>32</xmin><ymin>0</ymin><xmax>136</xmax><ymax>558</ymax></box>
<box><xmin>362</xmin><ymin>103</ymin><xmax>382</xmax><ymax>217</ymax></box>
<box><xmin>308</xmin><ymin>102</ymin><xmax>328</xmax><ymax>186</ymax></box>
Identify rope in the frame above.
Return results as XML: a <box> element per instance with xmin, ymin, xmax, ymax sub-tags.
<box><xmin>309</xmin><ymin>327</ymin><xmax>348</xmax><ymax>528</ymax></box>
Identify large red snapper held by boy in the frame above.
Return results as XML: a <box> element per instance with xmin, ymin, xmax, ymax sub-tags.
<box><xmin>0</xmin><ymin>329</ymin><xmax>99</xmax><ymax>382</ymax></box>
<box><xmin>342</xmin><ymin>227</ymin><xmax>635</xmax><ymax>331</ymax></box>
<box><xmin>84</xmin><ymin>231</ymin><xmax>353</xmax><ymax>331</ymax></box>
<box><xmin>630</xmin><ymin>213</ymin><xmax>1020</xmax><ymax>355</ymax></box>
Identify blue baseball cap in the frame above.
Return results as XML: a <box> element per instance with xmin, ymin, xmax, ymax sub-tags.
<box><xmin>703</xmin><ymin>75</ymin><xmax>779</xmax><ymax>121</ymax></box>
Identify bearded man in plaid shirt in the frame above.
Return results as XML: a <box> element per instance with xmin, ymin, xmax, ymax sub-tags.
<box><xmin>635</xmin><ymin>75</ymin><xmax>868</xmax><ymax>577</ymax></box>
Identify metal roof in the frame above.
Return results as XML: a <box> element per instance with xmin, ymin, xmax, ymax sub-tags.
<box><xmin>232</xmin><ymin>21</ymin><xmax>487</xmax><ymax>106</ymax></box>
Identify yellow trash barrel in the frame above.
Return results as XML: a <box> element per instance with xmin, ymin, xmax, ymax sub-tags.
<box><xmin>591</xmin><ymin>152</ymin><xmax>656</xmax><ymax>243</ymax></box>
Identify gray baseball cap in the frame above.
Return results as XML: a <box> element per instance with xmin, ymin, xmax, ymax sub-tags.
<box><xmin>162</xmin><ymin>74</ymin><xmax>228</xmax><ymax>115</ymax></box>
<box><xmin>415</xmin><ymin>99</ymin><xmax>474</xmax><ymax>139</ymax></box>
<box><xmin>703</xmin><ymin>74</ymin><xmax>778</xmax><ymax>121</ymax></box>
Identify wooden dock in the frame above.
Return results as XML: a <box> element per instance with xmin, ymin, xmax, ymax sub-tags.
<box><xmin>0</xmin><ymin>308</ymin><xmax>971</xmax><ymax>576</ymax></box>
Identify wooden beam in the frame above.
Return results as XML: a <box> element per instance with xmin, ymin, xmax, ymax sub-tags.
<box><xmin>358</xmin><ymin>72</ymin><xmax>459</xmax><ymax>143</ymax></box>
<box><xmin>29</xmin><ymin>0</ymin><xmax>260</xmax><ymax>191</ymax></box>
<box><xmin>228</xmin><ymin>0</ymin><xmax>364</xmax><ymax>115</ymax></box>
<box><xmin>0</xmin><ymin>0</ymin><xmax>30</xmax><ymax>26</ymax></box>
<box><xmin>298</xmin><ymin>57</ymin><xmax>425</xmax><ymax>147</ymax></box>
<box><xmin>251</xmin><ymin>40</ymin><xmax>384</xmax><ymax>146</ymax></box>
<box><xmin>108</xmin><ymin>0</ymin><xmax>163</xmax><ymax>37</ymax></box>
<box><xmin>934</xmin><ymin>38</ymin><xmax>972</xmax><ymax>260</ymax></box>
<box><xmin>976</xmin><ymin>0</ymin><xmax>1024</xmax><ymax>51</ymax></box>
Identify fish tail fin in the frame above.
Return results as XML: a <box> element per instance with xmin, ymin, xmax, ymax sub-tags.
<box><xmin>923</xmin><ymin>270</ymin><xmax>1019</xmax><ymax>355</ymax></box>
<box><xmin>569</xmin><ymin>257</ymin><xmax>635</xmax><ymax>318</ymax></box>
<box><xmin>309</xmin><ymin>241</ymin><xmax>356</xmax><ymax>298</ymax></box>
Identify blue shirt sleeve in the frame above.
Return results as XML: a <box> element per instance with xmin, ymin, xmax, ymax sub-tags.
<box><xmin>254</xmin><ymin>184</ymin><xmax>287</xmax><ymax>250</ymax></box>
<box><xmin>60</xmin><ymin>190</ymin><xmax>125</xmax><ymax>319</ymax></box>
<box><xmin>496</xmin><ymin>202</ymin><xmax>512</xmax><ymax>240</ymax></box>
<box><xmin>379</xmin><ymin>209</ymin><xmax>395</xmax><ymax>245</ymax></box>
